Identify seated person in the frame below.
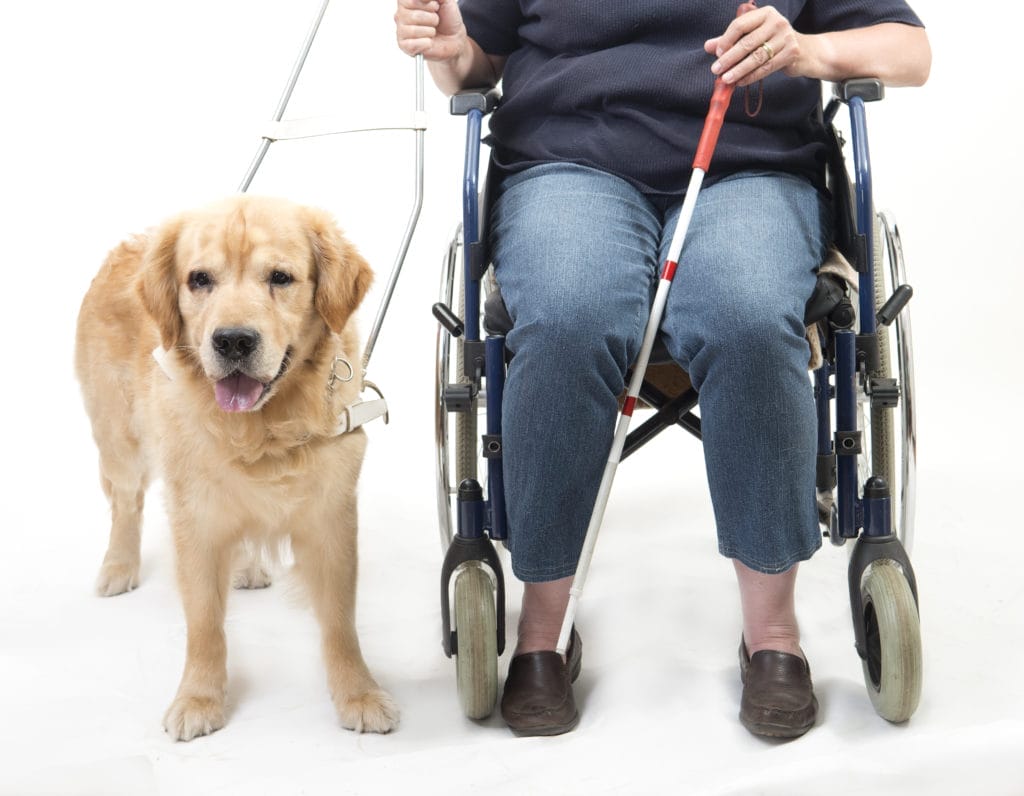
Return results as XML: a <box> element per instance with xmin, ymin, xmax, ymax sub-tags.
<box><xmin>395</xmin><ymin>0</ymin><xmax>930</xmax><ymax>738</ymax></box>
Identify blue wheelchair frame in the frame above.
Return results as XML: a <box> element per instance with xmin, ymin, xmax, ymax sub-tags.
<box><xmin>437</xmin><ymin>80</ymin><xmax>918</xmax><ymax>682</ymax></box>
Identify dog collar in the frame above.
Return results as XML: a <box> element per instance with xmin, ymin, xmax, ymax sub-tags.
<box><xmin>152</xmin><ymin>347</ymin><xmax>388</xmax><ymax>436</ymax></box>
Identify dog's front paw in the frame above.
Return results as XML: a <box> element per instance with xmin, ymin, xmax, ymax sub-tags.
<box><xmin>95</xmin><ymin>559</ymin><xmax>139</xmax><ymax>597</ymax></box>
<box><xmin>334</xmin><ymin>688</ymin><xmax>400</xmax><ymax>734</ymax></box>
<box><xmin>163</xmin><ymin>694</ymin><xmax>226</xmax><ymax>741</ymax></box>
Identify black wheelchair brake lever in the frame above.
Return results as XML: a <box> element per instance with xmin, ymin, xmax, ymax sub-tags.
<box><xmin>432</xmin><ymin>302</ymin><xmax>465</xmax><ymax>338</ymax></box>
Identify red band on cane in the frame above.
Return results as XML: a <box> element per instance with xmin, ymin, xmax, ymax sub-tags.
<box><xmin>622</xmin><ymin>396</ymin><xmax>638</xmax><ymax>417</ymax></box>
<box><xmin>661</xmin><ymin>259</ymin><xmax>678</xmax><ymax>281</ymax></box>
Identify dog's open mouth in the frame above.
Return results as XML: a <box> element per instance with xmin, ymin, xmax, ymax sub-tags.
<box><xmin>214</xmin><ymin>373</ymin><xmax>266</xmax><ymax>413</ymax></box>
<box><xmin>213</xmin><ymin>350</ymin><xmax>291</xmax><ymax>413</ymax></box>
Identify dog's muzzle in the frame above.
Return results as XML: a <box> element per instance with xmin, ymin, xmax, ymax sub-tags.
<box><xmin>209</xmin><ymin>326</ymin><xmax>275</xmax><ymax>413</ymax></box>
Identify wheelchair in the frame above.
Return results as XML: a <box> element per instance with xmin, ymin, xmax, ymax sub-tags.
<box><xmin>433</xmin><ymin>79</ymin><xmax>922</xmax><ymax>724</ymax></box>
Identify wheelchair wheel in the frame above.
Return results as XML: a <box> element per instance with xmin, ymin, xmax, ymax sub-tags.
<box><xmin>858</xmin><ymin>210</ymin><xmax>917</xmax><ymax>551</ymax></box>
<box><xmin>453</xmin><ymin>563</ymin><xmax>499</xmax><ymax>719</ymax></box>
<box><xmin>436</xmin><ymin>225</ymin><xmax>483</xmax><ymax>548</ymax></box>
<box><xmin>858</xmin><ymin>559</ymin><xmax>922</xmax><ymax>722</ymax></box>
<box><xmin>879</xmin><ymin>212</ymin><xmax>917</xmax><ymax>552</ymax></box>
<box><xmin>864</xmin><ymin>212</ymin><xmax>894</xmax><ymax>485</ymax></box>
<box><xmin>454</xmin><ymin>272</ymin><xmax>479</xmax><ymax>483</ymax></box>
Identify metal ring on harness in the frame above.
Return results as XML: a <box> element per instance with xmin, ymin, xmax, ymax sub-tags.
<box><xmin>327</xmin><ymin>356</ymin><xmax>355</xmax><ymax>392</ymax></box>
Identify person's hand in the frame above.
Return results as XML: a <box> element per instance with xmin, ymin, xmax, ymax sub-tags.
<box><xmin>704</xmin><ymin>5</ymin><xmax>805</xmax><ymax>86</ymax></box>
<box><xmin>394</xmin><ymin>0</ymin><xmax>467</xmax><ymax>62</ymax></box>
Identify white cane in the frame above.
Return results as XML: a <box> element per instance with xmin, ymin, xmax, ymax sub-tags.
<box><xmin>556</xmin><ymin>1</ymin><xmax>758</xmax><ymax>656</ymax></box>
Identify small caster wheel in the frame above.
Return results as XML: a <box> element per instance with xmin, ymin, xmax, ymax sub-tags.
<box><xmin>453</xmin><ymin>563</ymin><xmax>498</xmax><ymax>719</ymax></box>
<box><xmin>859</xmin><ymin>559</ymin><xmax>922</xmax><ymax>722</ymax></box>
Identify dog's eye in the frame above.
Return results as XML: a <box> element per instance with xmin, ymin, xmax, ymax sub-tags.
<box><xmin>188</xmin><ymin>271</ymin><xmax>213</xmax><ymax>290</ymax></box>
<box><xmin>270</xmin><ymin>270</ymin><xmax>293</xmax><ymax>287</ymax></box>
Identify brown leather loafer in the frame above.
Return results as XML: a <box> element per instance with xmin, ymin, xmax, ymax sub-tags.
<box><xmin>500</xmin><ymin>628</ymin><xmax>582</xmax><ymax>737</ymax></box>
<box><xmin>739</xmin><ymin>639</ymin><xmax>818</xmax><ymax>739</ymax></box>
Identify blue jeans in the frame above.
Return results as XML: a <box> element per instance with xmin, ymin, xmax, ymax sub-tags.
<box><xmin>490</xmin><ymin>163</ymin><xmax>829</xmax><ymax>580</ymax></box>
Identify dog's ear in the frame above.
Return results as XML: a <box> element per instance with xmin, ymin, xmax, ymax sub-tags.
<box><xmin>306</xmin><ymin>207</ymin><xmax>374</xmax><ymax>334</ymax></box>
<box><xmin>137</xmin><ymin>215</ymin><xmax>184</xmax><ymax>349</ymax></box>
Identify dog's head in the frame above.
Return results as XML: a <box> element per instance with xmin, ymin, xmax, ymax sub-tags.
<box><xmin>138</xmin><ymin>195</ymin><xmax>373</xmax><ymax>413</ymax></box>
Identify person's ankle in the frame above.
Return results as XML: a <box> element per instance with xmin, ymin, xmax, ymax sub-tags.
<box><xmin>516</xmin><ymin>577</ymin><xmax>572</xmax><ymax>656</ymax></box>
<box><xmin>743</xmin><ymin>632</ymin><xmax>803</xmax><ymax>659</ymax></box>
<box><xmin>514</xmin><ymin>621</ymin><xmax>564</xmax><ymax>657</ymax></box>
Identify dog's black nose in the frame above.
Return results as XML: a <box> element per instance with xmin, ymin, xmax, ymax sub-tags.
<box><xmin>212</xmin><ymin>327</ymin><xmax>260</xmax><ymax>361</ymax></box>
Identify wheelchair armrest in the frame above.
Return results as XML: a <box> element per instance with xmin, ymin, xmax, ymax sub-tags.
<box><xmin>832</xmin><ymin>78</ymin><xmax>884</xmax><ymax>104</ymax></box>
<box><xmin>450</xmin><ymin>88</ymin><xmax>502</xmax><ymax>116</ymax></box>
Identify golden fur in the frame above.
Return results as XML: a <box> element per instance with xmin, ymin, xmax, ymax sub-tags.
<box><xmin>75</xmin><ymin>195</ymin><xmax>398</xmax><ymax>740</ymax></box>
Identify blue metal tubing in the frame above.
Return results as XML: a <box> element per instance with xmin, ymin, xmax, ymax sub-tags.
<box><xmin>848</xmin><ymin>96</ymin><xmax>877</xmax><ymax>336</ymax></box>
<box><xmin>835</xmin><ymin>329</ymin><xmax>859</xmax><ymax>537</ymax></box>
<box><xmin>458</xmin><ymin>489</ymin><xmax>486</xmax><ymax>540</ymax></box>
<box><xmin>462</xmin><ymin>109</ymin><xmax>483</xmax><ymax>343</ymax></box>
<box><xmin>461</xmin><ymin>110</ymin><xmax>507</xmax><ymax>541</ymax></box>
<box><xmin>485</xmin><ymin>335</ymin><xmax>508</xmax><ymax>541</ymax></box>
<box><xmin>863</xmin><ymin>491</ymin><xmax>892</xmax><ymax>537</ymax></box>
<box><xmin>814</xmin><ymin>342</ymin><xmax>832</xmax><ymax>457</ymax></box>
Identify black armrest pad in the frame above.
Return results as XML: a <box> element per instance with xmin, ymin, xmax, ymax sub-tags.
<box><xmin>450</xmin><ymin>88</ymin><xmax>502</xmax><ymax>116</ymax></box>
<box><xmin>833</xmin><ymin>78</ymin><xmax>885</xmax><ymax>103</ymax></box>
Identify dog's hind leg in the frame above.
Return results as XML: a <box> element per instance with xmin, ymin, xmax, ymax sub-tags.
<box><xmin>231</xmin><ymin>542</ymin><xmax>272</xmax><ymax>590</ymax></box>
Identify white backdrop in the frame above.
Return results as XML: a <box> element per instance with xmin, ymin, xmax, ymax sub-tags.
<box><xmin>2</xmin><ymin>2</ymin><xmax>1022</xmax><ymax>794</ymax></box>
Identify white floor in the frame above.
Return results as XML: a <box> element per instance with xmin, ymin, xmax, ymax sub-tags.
<box><xmin>2</xmin><ymin>3</ymin><xmax>1023</xmax><ymax>795</ymax></box>
<box><xmin>4</xmin><ymin>408</ymin><xmax>1024</xmax><ymax>795</ymax></box>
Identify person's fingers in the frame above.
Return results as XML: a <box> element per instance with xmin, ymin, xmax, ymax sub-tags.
<box><xmin>396</xmin><ymin>31</ymin><xmax>433</xmax><ymax>57</ymax></box>
<box><xmin>706</xmin><ymin>6</ymin><xmax>770</xmax><ymax>59</ymax></box>
<box><xmin>395</xmin><ymin>1</ymin><xmax>442</xmax><ymax>56</ymax></box>
<box><xmin>706</xmin><ymin>8</ymin><xmax>795</xmax><ymax>85</ymax></box>
<box><xmin>396</xmin><ymin>0</ymin><xmax>440</xmax><ymax>11</ymax></box>
<box><xmin>729</xmin><ymin>37</ymin><xmax>780</xmax><ymax>86</ymax></box>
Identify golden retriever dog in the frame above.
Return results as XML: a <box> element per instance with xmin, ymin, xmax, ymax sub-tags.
<box><xmin>75</xmin><ymin>194</ymin><xmax>399</xmax><ymax>740</ymax></box>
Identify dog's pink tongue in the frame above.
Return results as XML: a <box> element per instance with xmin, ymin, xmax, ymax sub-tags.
<box><xmin>214</xmin><ymin>373</ymin><xmax>265</xmax><ymax>412</ymax></box>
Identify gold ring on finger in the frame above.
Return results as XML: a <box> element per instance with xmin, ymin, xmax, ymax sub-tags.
<box><xmin>760</xmin><ymin>41</ymin><xmax>775</xmax><ymax>61</ymax></box>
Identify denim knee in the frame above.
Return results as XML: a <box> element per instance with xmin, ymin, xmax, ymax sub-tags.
<box><xmin>506</xmin><ymin>304</ymin><xmax>640</xmax><ymax>396</ymax></box>
<box><xmin>686</xmin><ymin>293</ymin><xmax>810</xmax><ymax>388</ymax></box>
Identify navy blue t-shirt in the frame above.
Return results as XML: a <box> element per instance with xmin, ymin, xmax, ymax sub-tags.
<box><xmin>459</xmin><ymin>1</ymin><xmax>924</xmax><ymax>196</ymax></box>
